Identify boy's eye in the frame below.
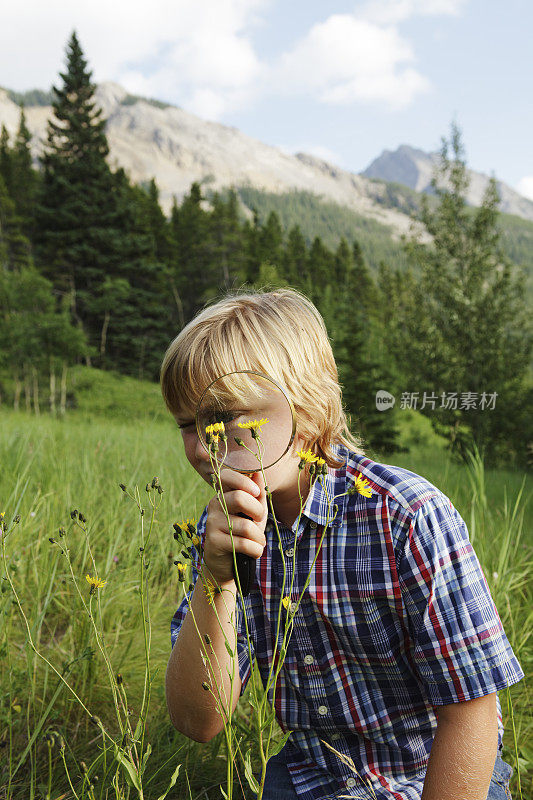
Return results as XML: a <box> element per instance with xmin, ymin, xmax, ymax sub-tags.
<box><xmin>178</xmin><ymin>420</ymin><xmax>195</xmax><ymax>430</ymax></box>
<box><xmin>204</xmin><ymin>410</ymin><xmax>241</xmax><ymax>427</ymax></box>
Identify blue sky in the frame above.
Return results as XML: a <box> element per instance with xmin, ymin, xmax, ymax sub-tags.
<box><xmin>2</xmin><ymin>0</ymin><xmax>532</xmax><ymax>197</ymax></box>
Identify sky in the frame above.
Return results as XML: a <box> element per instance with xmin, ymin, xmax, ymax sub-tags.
<box><xmin>1</xmin><ymin>0</ymin><xmax>532</xmax><ymax>198</ymax></box>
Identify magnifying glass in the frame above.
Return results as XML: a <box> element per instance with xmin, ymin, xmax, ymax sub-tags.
<box><xmin>195</xmin><ymin>371</ymin><xmax>296</xmax><ymax>595</ymax></box>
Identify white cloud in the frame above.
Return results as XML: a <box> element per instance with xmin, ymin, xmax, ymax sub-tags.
<box><xmin>361</xmin><ymin>0</ymin><xmax>467</xmax><ymax>25</ymax></box>
<box><xmin>517</xmin><ymin>176</ymin><xmax>533</xmax><ymax>202</ymax></box>
<box><xmin>275</xmin><ymin>14</ymin><xmax>430</xmax><ymax>110</ymax></box>
<box><xmin>0</xmin><ymin>0</ymin><xmax>267</xmax><ymax>120</ymax></box>
<box><xmin>0</xmin><ymin>0</ymin><xmax>467</xmax><ymax>119</ymax></box>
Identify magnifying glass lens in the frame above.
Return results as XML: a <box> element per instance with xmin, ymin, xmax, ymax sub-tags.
<box><xmin>196</xmin><ymin>372</ymin><xmax>295</xmax><ymax>472</ymax></box>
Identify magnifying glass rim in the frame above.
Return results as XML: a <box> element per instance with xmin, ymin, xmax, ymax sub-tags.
<box><xmin>195</xmin><ymin>369</ymin><xmax>297</xmax><ymax>474</ymax></box>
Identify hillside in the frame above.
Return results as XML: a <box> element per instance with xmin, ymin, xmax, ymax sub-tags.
<box><xmin>235</xmin><ymin>188</ymin><xmax>533</xmax><ymax>292</ymax></box>
<box><xmin>363</xmin><ymin>144</ymin><xmax>533</xmax><ymax>222</ymax></box>
<box><xmin>0</xmin><ymin>82</ymin><xmax>416</xmax><ymax>235</ymax></box>
<box><xmin>2</xmin><ymin>80</ymin><xmax>532</xmax><ymax>291</ymax></box>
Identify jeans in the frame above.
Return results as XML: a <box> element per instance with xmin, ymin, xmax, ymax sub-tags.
<box><xmin>261</xmin><ymin>746</ymin><xmax>514</xmax><ymax>800</ymax></box>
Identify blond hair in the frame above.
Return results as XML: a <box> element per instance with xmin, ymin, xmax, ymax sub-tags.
<box><xmin>160</xmin><ymin>288</ymin><xmax>365</xmax><ymax>466</ymax></box>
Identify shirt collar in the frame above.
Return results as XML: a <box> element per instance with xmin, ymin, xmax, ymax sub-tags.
<box><xmin>300</xmin><ymin>444</ymin><xmax>352</xmax><ymax>527</ymax></box>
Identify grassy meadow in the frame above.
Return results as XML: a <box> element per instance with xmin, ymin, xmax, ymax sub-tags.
<box><xmin>0</xmin><ymin>369</ymin><xmax>531</xmax><ymax>799</ymax></box>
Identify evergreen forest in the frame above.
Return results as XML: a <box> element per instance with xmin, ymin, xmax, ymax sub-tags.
<box><xmin>1</xmin><ymin>32</ymin><xmax>532</xmax><ymax>468</ymax></box>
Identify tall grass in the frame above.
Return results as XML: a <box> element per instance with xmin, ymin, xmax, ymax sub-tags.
<box><xmin>1</xmin><ymin>409</ymin><xmax>531</xmax><ymax>798</ymax></box>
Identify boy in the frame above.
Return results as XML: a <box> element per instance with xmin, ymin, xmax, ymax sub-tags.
<box><xmin>161</xmin><ymin>288</ymin><xmax>523</xmax><ymax>800</ymax></box>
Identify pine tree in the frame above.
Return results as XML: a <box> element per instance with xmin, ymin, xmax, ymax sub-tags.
<box><xmin>170</xmin><ymin>182</ymin><xmax>212</xmax><ymax>322</ymax></box>
<box><xmin>11</xmin><ymin>108</ymin><xmax>39</xmax><ymax>234</ymax></box>
<box><xmin>0</xmin><ymin>174</ymin><xmax>32</xmax><ymax>271</ymax></box>
<box><xmin>306</xmin><ymin>236</ymin><xmax>332</xmax><ymax>306</ymax></box>
<box><xmin>399</xmin><ymin>124</ymin><xmax>532</xmax><ymax>466</ymax></box>
<box><xmin>96</xmin><ymin>170</ymin><xmax>173</xmax><ymax>379</ymax></box>
<box><xmin>242</xmin><ymin>207</ymin><xmax>262</xmax><ymax>284</ymax></box>
<box><xmin>144</xmin><ymin>178</ymin><xmax>175</xmax><ymax>264</ymax></box>
<box><xmin>257</xmin><ymin>211</ymin><xmax>284</xmax><ymax>281</ymax></box>
<box><xmin>204</xmin><ymin>190</ymin><xmax>247</xmax><ymax>298</ymax></box>
<box><xmin>0</xmin><ymin>126</ymin><xmax>12</xmax><ymax>192</ymax></box>
<box><xmin>35</xmin><ymin>30</ymin><xmax>122</xmax><ymax>351</ymax></box>
<box><xmin>282</xmin><ymin>225</ymin><xmax>308</xmax><ymax>287</ymax></box>
<box><xmin>326</xmin><ymin>240</ymin><xmax>400</xmax><ymax>455</ymax></box>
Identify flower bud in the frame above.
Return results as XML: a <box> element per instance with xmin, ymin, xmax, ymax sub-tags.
<box><xmin>119</xmin><ymin>483</ymin><xmax>126</xmax><ymax>492</ymax></box>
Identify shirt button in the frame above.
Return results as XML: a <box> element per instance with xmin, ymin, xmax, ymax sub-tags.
<box><xmin>346</xmin><ymin>778</ymin><xmax>356</xmax><ymax>788</ymax></box>
<box><xmin>289</xmin><ymin>602</ymin><xmax>298</xmax><ymax>614</ymax></box>
<box><xmin>317</xmin><ymin>705</ymin><xmax>328</xmax><ymax>716</ymax></box>
<box><xmin>330</xmin><ymin>732</ymin><xmax>340</xmax><ymax>741</ymax></box>
<box><xmin>310</xmin><ymin>521</ymin><xmax>318</xmax><ymax>529</ymax></box>
<box><xmin>303</xmin><ymin>654</ymin><xmax>314</xmax><ymax>665</ymax></box>
<box><xmin>285</xmin><ymin>547</ymin><xmax>294</xmax><ymax>557</ymax></box>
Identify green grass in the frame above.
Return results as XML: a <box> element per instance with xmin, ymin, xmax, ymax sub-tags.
<box><xmin>0</xmin><ymin>388</ymin><xmax>531</xmax><ymax>798</ymax></box>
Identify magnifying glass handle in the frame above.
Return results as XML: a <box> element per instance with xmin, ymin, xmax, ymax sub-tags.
<box><xmin>234</xmin><ymin>552</ymin><xmax>254</xmax><ymax>596</ymax></box>
<box><xmin>234</xmin><ymin>513</ymin><xmax>255</xmax><ymax>596</ymax></box>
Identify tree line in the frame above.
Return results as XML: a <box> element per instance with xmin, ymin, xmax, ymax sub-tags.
<box><xmin>0</xmin><ymin>32</ymin><xmax>531</xmax><ymax>467</ymax></box>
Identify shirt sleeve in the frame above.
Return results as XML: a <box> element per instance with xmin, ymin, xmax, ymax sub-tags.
<box><xmin>170</xmin><ymin>506</ymin><xmax>254</xmax><ymax>694</ymax></box>
<box><xmin>398</xmin><ymin>492</ymin><xmax>524</xmax><ymax>706</ymax></box>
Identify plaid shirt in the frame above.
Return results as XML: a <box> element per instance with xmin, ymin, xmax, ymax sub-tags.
<box><xmin>171</xmin><ymin>446</ymin><xmax>523</xmax><ymax>800</ymax></box>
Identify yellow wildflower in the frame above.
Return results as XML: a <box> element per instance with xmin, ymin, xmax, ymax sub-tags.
<box><xmin>176</xmin><ymin>518</ymin><xmax>197</xmax><ymax>536</ymax></box>
<box><xmin>296</xmin><ymin>449</ymin><xmax>318</xmax><ymax>469</ymax></box>
<box><xmin>203</xmin><ymin>578</ymin><xmax>221</xmax><ymax>605</ymax></box>
<box><xmin>175</xmin><ymin>562</ymin><xmax>186</xmax><ymax>581</ymax></box>
<box><xmin>205</xmin><ymin>422</ymin><xmax>226</xmax><ymax>442</ymax></box>
<box><xmin>350</xmin><ymin>474</ymin><xmax>373</xmax><ymax>498</ymax></box>
<box><xmin>315</xmin><ymin>457</ymin><xmax>327</xmax><ymax>475</ymax></box>
<box><xmin>85</xmin><ymin>574</ymin><xmax>107</xmax><ymax>594</ymax></box>
<box><xmin>237</xmin><ymin>418</ymin><xmax>269</xmax><ymax>432</ymax></box>
<box><xmin>282</xmin><ymin>596</ymin><xmax>291</xmax><ymax>610</ymax></box>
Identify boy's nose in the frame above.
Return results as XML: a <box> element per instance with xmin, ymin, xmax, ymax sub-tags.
<box><xmin>195</xmin><ymin>436</ymin><xmax>211</xmax><ymax>463</ymax></box>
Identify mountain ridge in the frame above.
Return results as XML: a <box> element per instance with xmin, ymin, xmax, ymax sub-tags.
<box><xmin>363</xmin><ymin>144</ymin><xmax>533</xmax><ymax>221</ymax></box>
<box><xmin>1</xmin><ymin>81</ymin><xmax>532</xmax><ymax>226</ymax></box>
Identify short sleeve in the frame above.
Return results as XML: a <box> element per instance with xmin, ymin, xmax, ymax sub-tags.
<box><xmin>170</xmin><ymin>506</ymin><xmax>253</xmax><ymax>694</ymax></box>
<box><xmin>399</xmin><ymin>493</ymin><xmax>524</xmax><ymax>706</ymax></box>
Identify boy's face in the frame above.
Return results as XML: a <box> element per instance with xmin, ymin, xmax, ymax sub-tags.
<box><xmin>179</xmin><ymin>421</ymin><xmax>305</xmax><ymax>498</ymax></box>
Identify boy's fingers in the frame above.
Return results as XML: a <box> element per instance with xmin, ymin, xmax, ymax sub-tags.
<box><xmin>217</xmin><ymin>468</ymin><xmax>261</xmax><ymax>497</ymax></box>
<box><xmin>250</xmin><ymin>470</ymin><xmax>266</xmax><ymax>500</ymax></box>
<box><xmin>223</xmin><ymin>490</ymin><xmax>265</xmax><ymax>522</ymax></box>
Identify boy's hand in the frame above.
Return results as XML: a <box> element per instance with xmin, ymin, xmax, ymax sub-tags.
<box><xmin>203</xmin><ymin>470</ymin><xmax>268</xmax><ymax>586</ymax></box>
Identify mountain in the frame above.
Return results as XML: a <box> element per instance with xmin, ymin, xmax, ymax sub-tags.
<box><xmin>0</xmin><ymin>82</ymin><xmax>415</xmax><ymax>234</ymax></box>
<box><xmin>362</xmin><ymin>144</ymin><xmax>533</xmax><ymax>222</ymax></box>
<box><xmin>1</xmin><ymin>81</ymin><xmax>532</xmax><ymax>235</ymax></box>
